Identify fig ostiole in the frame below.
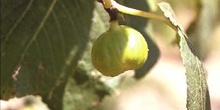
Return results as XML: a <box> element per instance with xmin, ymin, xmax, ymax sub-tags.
<box><xmin>91</xmin><ymin>20</ymin><xmax>149</xmax><ymax>77</ymax></box>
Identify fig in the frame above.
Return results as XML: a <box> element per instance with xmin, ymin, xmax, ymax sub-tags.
<box><xmin>91</xmin><ymin>21</ymin><xmax>148</xmax><ymax>76</ymax></box>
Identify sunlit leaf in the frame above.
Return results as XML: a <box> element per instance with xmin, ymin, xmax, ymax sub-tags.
<box><xmin>158</xmin><ymin>2</ymin><xmax>211</xmax><ymax>110</ymax></box>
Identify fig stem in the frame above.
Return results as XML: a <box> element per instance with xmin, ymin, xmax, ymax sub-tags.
<box><xmin>109</xmin><ymin>20</ymin><xmax>119</xmax><ymax>30</ymax></box>
<box><xmin>103</xmin><ymin>0</ymin><xmax>112</xmax><ymax>8</ymax></box>
<box><xmin>111</xmin><ymin>0</ymin><xmax>177</xmax><ymax>31</ymax></box>
<box><xmin>99</xmin><ymin>0</ymin><xmax>177</xmax><ymax>31</ymax></box>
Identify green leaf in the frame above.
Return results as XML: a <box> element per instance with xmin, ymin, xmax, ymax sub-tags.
<box><xmin>158</xmin><ymin>2</ymin><xmax>211</xmax><ymax>110</ymax></box>
<box><xmin>1</xmin><ymin>0</ymin><xmax>95</xmax><ymax>100</ymax></box>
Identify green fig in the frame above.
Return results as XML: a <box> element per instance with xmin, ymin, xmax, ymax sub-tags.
<box><xmin>92</xmin><ymin>21</ymin><xmax>148</xmax><ymax>76</ymax></box>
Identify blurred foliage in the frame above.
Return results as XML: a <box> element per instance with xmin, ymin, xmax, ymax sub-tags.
<box><xmin>187</xmin><ymin>0</ymin><xmax>218</xmax><ymax>60</ymax></box>
<box><xmin>1</xmin><ymin>95</ymin><xmax>50</xmax><ymax>110</ymax></box>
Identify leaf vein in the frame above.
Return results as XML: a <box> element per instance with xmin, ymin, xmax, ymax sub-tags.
<box><xmin>17</xmin><ymin>0</ymin><xmax>58</xmax><ymax>69</ymax></box>
<box><xmin>43</xmin><ymin>28</ymin><xmax>57</xmax><ymax>74</ymax></box>
<box><xmin>52</xmin><ymin>11</ymin><xmax>66</xmax><ymax>59</ymax></box>
<box><xmin>2</xmin><ymin>0</ymin><xmax>34</xmax><ymax>49</ymax></box>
